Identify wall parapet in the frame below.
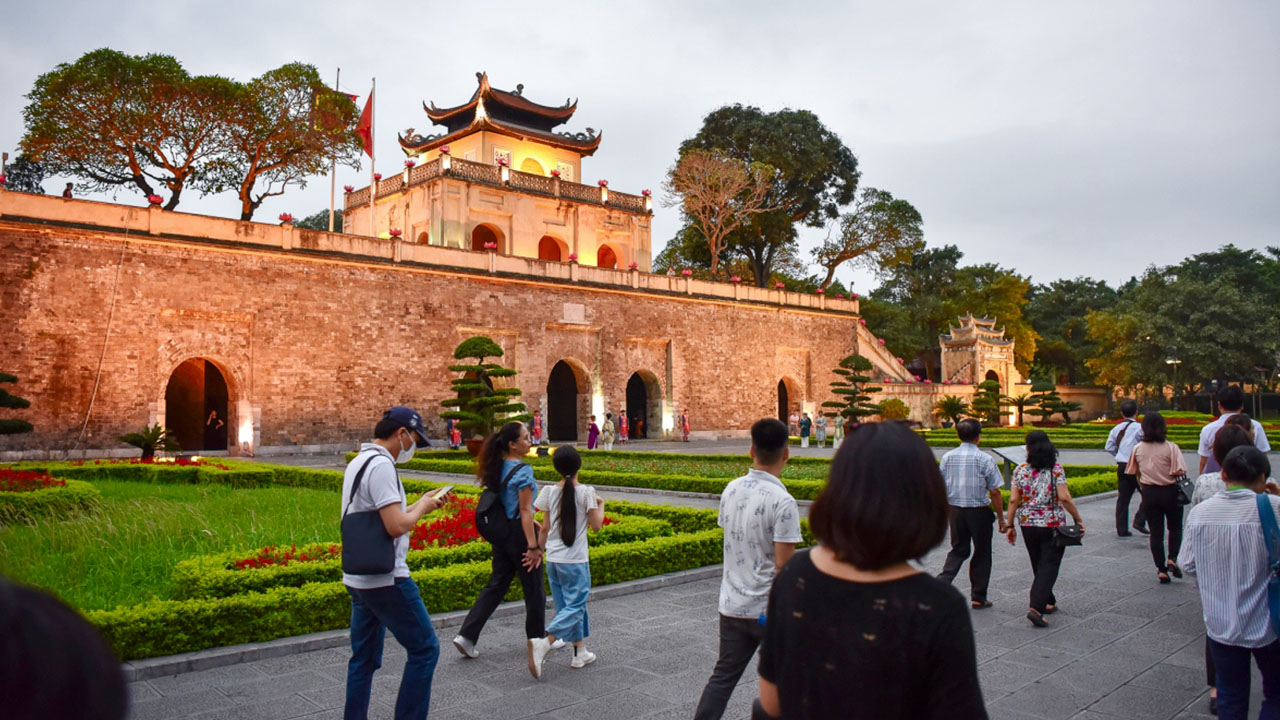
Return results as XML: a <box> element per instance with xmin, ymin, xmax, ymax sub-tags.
<box><xmin>0</xmin><ymin>191</ymin><xmax>859</xmax><ymax>315</ymax></box>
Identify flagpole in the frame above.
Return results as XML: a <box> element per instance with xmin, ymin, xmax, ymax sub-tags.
<box><xmin>328</xmin><ymin>67</ymin><xmax>340</xmax><ymax>233</ymax></box>
<box><xmin>369</xmin><ymin>77</ymin><xmax>376</xmax><ymax>239</ymax></box>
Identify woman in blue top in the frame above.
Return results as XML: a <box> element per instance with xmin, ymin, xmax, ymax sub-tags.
<box><xmin>453</xmin><ymin>422</ymin><xmax>548</xmax><ymax>663</ymax></box>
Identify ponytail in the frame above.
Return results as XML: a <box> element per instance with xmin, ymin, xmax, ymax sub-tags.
<box><xmin>558</xmin><ymin>474</ymin><xmax>578</xmax><ymax>548</ymax></box>
<box><xmin>477</xmin><ymin>421</ymin><xmax>525</xmax><ymax>491</ymax></box>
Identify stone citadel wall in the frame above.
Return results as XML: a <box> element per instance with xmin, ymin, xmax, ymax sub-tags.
<box><xmin>0</xmin><ymin>193</ymin><xmax>915</xmax><ymax>455</ymax></box>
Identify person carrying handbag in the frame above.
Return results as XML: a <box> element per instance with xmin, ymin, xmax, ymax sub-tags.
<box><xmin>341</xmin><ymin>406</ymin><xmax>448</xmax><ymax>720</ymax></box>
<box><xmin>1126</xmin><ymin>411</ymin><xmax>1188</xmax><ymax>584</ymax></box>
<box><xmin>1004</xmin><ymin>430</ymin><xmax>1084</xmax><ymax>628</ymax></box>
<box><xmin>1180</xmin><ymin>446</ymin><xmax>1280</xmax><ymax>720</ymax></box>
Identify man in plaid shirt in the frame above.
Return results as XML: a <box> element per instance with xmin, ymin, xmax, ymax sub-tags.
<box><xmin>936</xmin><ymin>419</ymin><xmax>1006</xmax><ymax>609</ymax></box>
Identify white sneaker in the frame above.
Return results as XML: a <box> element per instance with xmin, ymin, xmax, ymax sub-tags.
<box><xmin>570</xmin><ymin>648</ymin><xmax>597</xmax><ymax>669</ymax></box>
<box><xmin>452</xmin><ymin>635</ymin><xmax>478</xmax><ymax>659</ymax></box>
<box><xmin>550</xmin><ymin>638</ymin><xmax>566</xmax><ymax>650</ymax></box>
<box><xmin>527</xmin><ymin>637</ymin><xmax>552</xmax><ymax>679</ymax></box>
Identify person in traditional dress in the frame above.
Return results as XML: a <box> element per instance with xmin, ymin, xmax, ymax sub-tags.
<box><xmin>681</xmin><ymin>410</ymin><xmax>691</xmax><ymax>442</ymax></box>
<box><xmin>530</xmin><ymin>410</ymin><xmax>544</xmax><ymax>446</ymax></box>
<box><xmin>815</xmin><ymin>414</ymin><xmax>827</xmax><ymax>447</ymax></box>
<box><xmin>587</xmin><ymin>416</ymin><xmax>600</xmax><ymax>450</ymax></box>
<box><xmin>601</xmin><ymin>413</ymin><xmax>616</xmax><ymax>451</ymax></box>
<box><xmin>618</xmin><ymin>411</ymin><xmax>629</xmax><ymax>444</ymax></box>
<box><xmin>799</xmin><ymin>412</ymin><xmax>812</xmax><ymax>448</ymax></box>
<box><xmin>788</xmin><ymin>412</ymin><xmax>799</xmax><ymax>437</ymax></box>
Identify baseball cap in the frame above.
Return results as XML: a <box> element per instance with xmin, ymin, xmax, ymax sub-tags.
<box><xmin>384</xmin><ymin>406</ymin><xmax>430</xmax><ymax>446</ymax></box>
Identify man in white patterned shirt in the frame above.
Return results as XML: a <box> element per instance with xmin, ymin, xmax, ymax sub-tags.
<box><xmin>694</xmin><ymin>418</ymin><xmax>802</xmax><ymax>720</ymax></box>
<box><xmin>1181</xmin><ymin>446</ymin><xmax>1280</xmax><ymax>719</ymax></box>
<box><xmin>937</xmin><ymin>419</ymin><xmax>1006</xmax><ymax>609</ymax></box>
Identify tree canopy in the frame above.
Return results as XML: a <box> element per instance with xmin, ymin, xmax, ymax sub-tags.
<box><xmin>662</xmin><ymin>149</ymin><xmax>779</xmax><ymax>278</ymax></box>
<box><xmin>3</xmin><ymin>155</ymin><xmax>46</xmax><ymax>194</ymax></box>
<box><xmin>813</xmin><ymin>187</ymin><xmax>924</xmax><ymax>290</ymax></box>
<box><xmin>1026</xmin><ymin>278</ymin><xmax>1117</xmax><ymax>384</ymax></box>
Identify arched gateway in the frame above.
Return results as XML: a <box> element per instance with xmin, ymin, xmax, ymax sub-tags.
<box><xmin>164</xmin><ymin>358</ymin><xmax>230</xmax><ymax>451</ymax></box>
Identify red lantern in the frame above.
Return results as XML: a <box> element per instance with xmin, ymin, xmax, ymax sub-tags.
<box><xmin>440</xmin><ymin>145</ymin><xmax>451</xmax><ymax>154</ymax></box>
<box><xmin>389</xmin><ymin>229</ymin><xmax>402</xmax><ymax>237</ymax></box>
<box><xmin>641</xmin><ymin>189</ymin><xmax>651</xmax><ymax>197</ymax></box>
<box><xmin>568</xmin><ymin>253</ymin><xmax>578</xmax><ymax>261</ymax></box>
<box><xmin>373</xmin><ymin>173</ymin><xmax>382</xmax><ymax>181</ymax></box>
<box><xmin>816</xmin><ymin>288</ymin><xmax>825</xmax><ymax>295</ymax></box>
<box><xmin>730</xmin><ymin>275</ymin><xmax>742</xmax><ymax>283</ymax></box>
<box><xmin>628</xmin><ymin>262</ymin><xmax>638</xmax><ymax>269</ymax></box>
<box><xmin>775</xmin><ymin>282</ymin><xmax>785</xmax><ymax>289</ymax></box>
<box><xmin>404</xmin><ymin>159</ymin><xmax>416</xmax><ymax>168</ymax></box>
<box><xmin>343</xmin><ymin>185</ymin><xmax>354</xmax><ymax>192</ymax></box>
<box><xmin>147</xmin><ymin>194</ymin><xmax>163</xmax><ymax>206</ymax></box>
<box><xmin>278</xmin><ymin>212</ymin><xmax>293</xmax><ymax>223</ymax></box>
<box><xmin>681</xmin><ymin>269</ymin><xmax>693</xmax><ymax>277</ymax></box>
<box><xmin>551</xmin><ymin>169</ymin><xmax>561</xmax><ymax>178</ymax></box>
<box><xmin>597</xmin><ymin>179</ymin><xmax>608</xmax><ymax>187</ymax></box>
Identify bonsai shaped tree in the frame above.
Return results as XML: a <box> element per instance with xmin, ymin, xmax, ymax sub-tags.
<box><xmin>933</xmin><ymin>395</ymin><xmax>969</xmax><ymax>427</ymax></box>
<box><xmin>970</xmin><ymin>380</ymin><xmax>1008</xmax><ymax>426</ymax></box>
<box><xmin>1027</xmin><ymin>378</ymin><xmax>1063</xmax><ymax>424</ymax></box>
<box><xmin>0</xmin><ymin>372</ymin><xmax>34</xmax><ymax>435</ymax></box>
<box><xmin>440</xmin><ymin>336</ymin><xmax>531</xmax><ymax>440</ymax></box>
<box><xmin>118</xmin><ymin>424</ymin><xmax>180</xmax><ymax>459</ymax></box>
<box><xmin>1003</xmin><ymin>392</ymin><xmax>1034</xmax><ymax>427</ymax></box>
<box><xmin>1056</xmin><ymin>399</ymin><xmax>1084</xmax><ymax>424</ymax></box>
<box><xmin>823</xmin><ymin>354</ymin><xmax>883</xmax><ymax>428</ymax></box>
<box><xmin>878</xmin><ymin>397</ymin><xmax>910</xmax><ymax>421</ymax></box>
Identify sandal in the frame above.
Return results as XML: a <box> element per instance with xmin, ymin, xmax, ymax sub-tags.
<box><xmin>1043</xmin><ymin>605</ymin><xmax>1057</xmax><ymax>615</ymax></box>
<box><xmin>1158</xmin><ymin>572</ymin><xmax>1171</xmax><ymax>584</ymax></box>
<box><xmin>971</xmin><ymin>600</ymin><xmax>993</xmax><ymax>609</ymax></box>
<box><xmin>1167</xmin><ymin>562</ymin><xmax>1182</xmax><ymax>579</ymax></box>
<box><xmin>1026</xmin><ymin>609</ymin><xmax>1048</xmax><ymax>628</ymax></box>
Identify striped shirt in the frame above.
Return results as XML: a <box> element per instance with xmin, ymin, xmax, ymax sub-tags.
<box><xmin>1180</xmin><ymin>489</ymin><xmax>1280</xmax><ymax>648</ymax></box>
<box><xmin>939</xmin><ymin>443</ymin><xmax>1003</xmax><ymax>507</ymax></box>
<box><xmin>1104</xmin><ymin>420</ymin><xmax>1144</xmax><ymax>464</ymax></box>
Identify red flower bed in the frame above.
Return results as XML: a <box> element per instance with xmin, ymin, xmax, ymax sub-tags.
<box><xmin>411</xmin><ymin>496</ymin><xmax>478</xmax><ymax>549</ymax></box>
<box><xmin>0</xmin><ymin>468</ymin><xmax>66</xmax><ymax>493</ymax></box>
<box><xmin>67</xmin><ymin>457</ymin><xmax>231</xmax><ymax>470</ymax></box>
<box><xmin>234</xmin><ymin>543</ymin><xmax>342</xmax><ymax>570</ymax></box>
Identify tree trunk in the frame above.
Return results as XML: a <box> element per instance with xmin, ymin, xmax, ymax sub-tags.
<box><xmin>818</xmin><ymin>264</ymin><xmax>837</xmax><ymax>291</ymax></box>
<box><xmin>164</xmin><ymin>184</ymin><xmax>183</xmax><ymax>211</ymax></box>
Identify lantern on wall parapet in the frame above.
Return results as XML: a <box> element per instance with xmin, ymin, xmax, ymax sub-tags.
<box><xmin>439</xmin><ymin>145</ymin><xmax>452</xmax><ymax>172</ymax></box>
<box><xmin>816</xmin><ymin>288</ymin><xmax>825</xmax><ymax>295</ymax></box>
<box><xmin>628</xmin><ymin>261</ymin><xmax>639</xmax><ymax>270</ymax></box>
<box><xmin>147</xmin><ymin>194</ymin><xmax>163</xmax><ymax>207</ymax></box>
<box><xmin>567</xmin><ymin>253</ymin><xmax>578</xmax><ymax>262</ymax></box>
<box><xmin>730</xmin><ymin>275</ymin><xmax>742</xmax><ymax>283</ymax></box>
<box><xmin>859</xmin><ymin>318</ymin><xmax>867</xmax><ymax>326</ymax></box>
<box><xmin>681</xmin><ymin>268</ymin><xmax>693</xmax><ymax>277</ymax></box>
<box><xmin>373</xmin><ymin>173</ymin><xmax>382</xmax><ymax>181</ymax></box>
<box><xmin>483</xmin><ymin>241</ymin><xmax>497</xmax><ymax>251</ymax></box>
<box><xmin>775</xmin><ymin>281</ymin><xmax>785</xmax><ymax>289</ymax></box>
<box><xmin>598</xmin><ymin>179</ymin><xmax>609</xmax><ymax>204</ymax></box>
<box><xmin>278</xmin><ymin>212</ymin><xmax>294</xmax><ymax>224</ymax></box>
<box><xmin>389</xmin><ymin>228</ymin><xmax>402</xmax><ymax>238</ymax></box>
<box><xmin>343</xmin><ymin>185</ymin><xmax>354</xmax><ymax>193</ymax></box>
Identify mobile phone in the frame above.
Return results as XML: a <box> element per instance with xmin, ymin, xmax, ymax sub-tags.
<box><xmin>430</xmin><ymin>485</ymin><xmax>453</xmax><ymax>500</ymax></box>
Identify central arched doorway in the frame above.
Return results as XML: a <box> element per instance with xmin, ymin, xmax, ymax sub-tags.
<box><xmin>777</xmin><ymin>380</ymin><xmax>789</xmax><ymax>422</ymax></box>
<box><xmin>597</xmin><ymin>245</ymin><xmax>618</xmax><ymax>269</ymax></box>
<box><xmin>164</xmin><ymin>358</ymin><xmax>230</xmax><ymax>452</ymax></box>
<box><xmin>625</xmin><ymin>371</ymin><xmax>662</xmax><ymax>439</ymax></box>
<box><xmin>538</xmin><ymin>235</ymin><xmax>564</xmax><ymax>262</ymax></box>
<box><xmin>471</xmin><ymin>224</ymin><xmax>502</xmax><ymax>252</ymax></box>
<box><xmin>547</xmin><ymin>360</ymin><xmax>588</xmax><ymax>441</ymax></box>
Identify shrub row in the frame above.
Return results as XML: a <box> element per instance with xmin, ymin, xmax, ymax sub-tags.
<box><xmin>172</xmin><ymin>514</ymin><xmax>674</xmax><ymax>599</ymax></box>
<box><xmin>91</xmin><ymin>528</ymin><xmax>724</xmax><ymax>660</ymax></box>
<box><xmin>0</xmin><ymin>480</ymin><xmax>101</xmax><ymax>524</ymax></box>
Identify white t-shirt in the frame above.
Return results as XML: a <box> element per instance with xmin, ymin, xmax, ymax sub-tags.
<box><xmin>533</xmin><ymin>482</ymin><xmax>598</xmax><ymax>564</ymax></box>
<box><xmin>1198</xmin><ymin>412</ymin><xmax>1271</xmax><ymax>470</ymax></box>
<box><xmin>341</xmin><ymin>444</ymin><xmax>409</xmax><ymax>589</ymax></box>
<box><xmin>717</xmin><ymin>468</ymin><xmax>803</xmax><ymax>619</ymax></box>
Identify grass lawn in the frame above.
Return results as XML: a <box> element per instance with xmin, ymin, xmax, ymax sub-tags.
<box><xmin>0</xmin><ymin>481</ymin><xmax>341</xmax><ymax>611</ymax></box>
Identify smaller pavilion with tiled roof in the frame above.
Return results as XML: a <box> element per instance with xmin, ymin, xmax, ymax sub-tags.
<box><xmin>940</xmin><ymin>313</ymin><xmax>1023</xmax><ymax>395</ymax></box>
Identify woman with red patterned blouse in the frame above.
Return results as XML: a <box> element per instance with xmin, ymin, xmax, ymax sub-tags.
<box><xmin>1004</xmin><ymin>430</ymin><xmax>1084</xmax><ymax>628</ymax></box>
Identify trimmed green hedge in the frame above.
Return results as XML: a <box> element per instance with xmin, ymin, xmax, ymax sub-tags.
<box><xmin>91</xmin><ymin>529</ymin><xmax>724</xmax><ymax>660</ymax></box>
<box><xmin>173</xmin><ymin>514</ymin><xmax>674</xmax><ymax>599</ymax></box>
<box><xmin>0</xmin><ymin>480</ymin><xmax>101</xmax><ymax>524</ymax></box>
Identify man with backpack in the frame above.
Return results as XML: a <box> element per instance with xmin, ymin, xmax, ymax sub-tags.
<box><xmin>1106</xmin><ymin>399</ymin><xmax>1148</xmax><ymax>536</ymax></box>
<box><xmin>453</xmin><ymin>421</ymin><xmax>550</xmax><ymax>673</ymax></box>
<box><xmin>342</xmin><ymin>406</ymin><xmax>448</xmax><ymax>720</ymax></box>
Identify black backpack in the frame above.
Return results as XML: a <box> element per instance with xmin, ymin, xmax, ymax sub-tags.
<box><xmin>475</xmin><ymin>463</ymin><xmax>526</xmax><ymax>544</ymax></box>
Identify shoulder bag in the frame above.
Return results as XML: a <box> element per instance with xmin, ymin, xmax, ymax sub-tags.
<box><xmin>340</xmin><ymin>452</ymin><xmax>399</xmax><ymax>575</ymax></box>
<box><xmin>1050</xmin><ymin>472</ymin><xmax>1083</xmax><ymax>547</ymax></box>
<box><xmin>1172</xmin><ymin>443</ymin><xmax>1195</xmax><ymax>505</ymax></box>
<box><xmin>1256</xmin><ymin>493</ymin><xmax>1280</xmax><ymax>637</ymax></box>
<box><xmin>475</xmin><ymin>463</ymin><xmax>527</xmax><ymax>544</ymax></box>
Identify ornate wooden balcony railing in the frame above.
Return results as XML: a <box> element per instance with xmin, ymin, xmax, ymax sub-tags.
<box><xmin>344</xmin><ymin>156</ymin><xmax>651</xmax><ymax>214</ymax></box>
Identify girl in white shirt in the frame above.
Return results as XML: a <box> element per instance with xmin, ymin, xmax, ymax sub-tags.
<box><xmin>526</xmin><ymin>446</ymin><xmax>605</xmax><ymax>677</ymax></box>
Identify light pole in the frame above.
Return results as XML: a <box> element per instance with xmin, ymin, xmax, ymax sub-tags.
<box><xmin>1165</xmin><ymin>355</ymin><xmax>1182</xmax><ymax>410</ymax></box>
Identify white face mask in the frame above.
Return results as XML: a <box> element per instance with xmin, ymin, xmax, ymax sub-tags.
<box><xmin>396</xmin><ymin>432</ymin><xmax>417</xmax><ymax>464</ymax></box>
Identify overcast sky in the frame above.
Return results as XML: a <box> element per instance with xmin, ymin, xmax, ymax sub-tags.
<box><xmin>2</xmin><ymin>1</ymin><xmax>1276</xmax><ymax>292</ymax></box>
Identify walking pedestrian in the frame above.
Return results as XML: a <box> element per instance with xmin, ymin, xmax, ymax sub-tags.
<box><xmin>936</xmin><ymin>419</ymin><xmax>1006</xmax><ymax>610</ymax></box>
<box><xmin>601</xmin><ymin>413</ymin><xmax>615</xmax><ymax>451</ymax></box>
<box><xmin>1003</xmin><ymin>430</ymin><xmax>1084</xmax><ymax>628</ymax></box>
<box><xmin>788</xmin><ymin>411</ymin><xmax>799</xmax><ymax>437</ymax></box>
<box><xmin>452</xmin><ymin>422</ymin><xmax>548</xmax><ymax>665</ymax></box>
<box><xmin>528</xmin><ymin>446</ymin><xmax>605</xmax><ymax>676</ymax></box>
<box><xmin>1126</xmin><ymin>411</ymin><xmax>1188</xmax><ymax>584</ymax></box>
<box><xmin>694</xmin><ymin>418</ymin><xmax>802</xmax><ymax>720</ymax></box>
<box><xmin>1189</xmin><ymin>423</ymin><xmax>1257</xmax><ymax>715</ymax></box>
<box><xmin>1181</xmin><ymin>446</ymin><xmax>1280</xmax><ymax>720</ymax></box>
<box><xmin>681</xmin><ymin>410</ymin><xmax>691</xmax><ymax>442</ymax></box>
<box><xmin>814</xmin><ymin>414</ymin><xmax>827</xmax><ymax>447</ymax></box>
<box><xmin>586</xmin><ymin>415</ymin><xmax>599</xmax><ymax>449</ymax></box>
<box><xmin>1106</xmin><ymin>399</ymin><xmax>1148</xmax><ymax>536</ymax></box>
<box><xmin>799</xmin><ymin>412</ymin><xmax>811</xmax><ymax>448</ymax></box>
<box><xmin>754</xmin><ymin>422</ymin><xmax>986</xmax><ymax>720</ymax></box>
<box><xmin>1199</xmin><ymin>385</ymin><xmax>1271</xmax><ymax>474</ymax></box>
<box><xmin>342</xmin><ymin>407</ymin><xmax>446</xmax><ymax>720</ymax></box>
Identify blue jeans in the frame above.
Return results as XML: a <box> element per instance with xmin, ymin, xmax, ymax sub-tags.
<box><xmin>545</xmin><ymin>562</ymin><xmax>591</xmax><ymax>643</ymax></box>
<box><xmin>1209</xmin><ymin>637</ymin><xmax>1280</xmax><ymax>720</ymax></box>
<box><xmin>345</xmin><ymin>577</ymin><xmax>440</xmax><ymax>720</ymax></box>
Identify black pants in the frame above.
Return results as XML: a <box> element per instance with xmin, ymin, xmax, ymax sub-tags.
<box><xmin>1115</xmin><ymin>463</ymin><xmax>1147</xmax><ymax>533</ymax></box>
<box><xmin>937</xmin><ymin>505</ymin><xmax>995</xmax><ymax>602</ymax></box>
<box><xmin>1021</xmin><ymin>526</ymin><xmax>1065</xmax><ymax>613</ymax></box>
<box><xmin>458</xmin><ymin>533</ymin><xmax>546</xmax><ymax>642</ymax></box>
<box><xmin>694</xmin><ymin>614</ymin><xmax>764</xmax><ymax>720</ymax></box>
<box><xmin>1139</xmin><ymin>484</ymin><xmax>1184</xmax><ymax>572</ymax></box>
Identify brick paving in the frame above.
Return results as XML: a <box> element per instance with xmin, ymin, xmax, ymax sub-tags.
<box><xmin>127</xmin><ymin>492</ymin><xmax>1256</xmax><ymax>720</ymax></box>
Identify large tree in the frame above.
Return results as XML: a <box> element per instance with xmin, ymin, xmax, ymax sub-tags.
<box><xmin>296</xmin><ymin>208</ymin><xmax>343</xmax><ymax>233</ymax></box>
<box><xmin>1026</xmin><ymin>277</ymin><xmax>1117</xmax><ymax>384</ymax></box>
<box><xmin>3</xmin><ymin>155</ymin><xmax>46</xmax><ymax>194</ymax></box>
<box><xmin>662</xmin><ymin>149</ymin><xmax>778</xmax><ymax>278</ymax></box>
<box><xmin>21</xmin><ymin>49</ymin><xmax>237</xmax><ymax>210</ymax></box>
<box><xmin>677</xmin><ymin>105</ymin><xmax>860</xmax><ymax>287</ymax></box>
<box><xmin>209</xmin><ymin>63</ymin><xmax>362</xmax><ymax>220</ymax></box>
<box><xmin>813</xmin><ymin>187</ymin><xmax>924</xmax><ymax>290</ymax></box>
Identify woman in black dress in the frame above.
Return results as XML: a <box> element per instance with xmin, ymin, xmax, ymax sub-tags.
<box><xmin>755</xmin><ymin>422</ymin><xmax>987</xmax><ymax>720</ymax></box>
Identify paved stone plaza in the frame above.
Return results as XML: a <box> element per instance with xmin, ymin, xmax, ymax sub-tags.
<box><xmin>123</xmin><ymin>484</ymin><xmax>1262</xmax><ymax>720</ymax></box>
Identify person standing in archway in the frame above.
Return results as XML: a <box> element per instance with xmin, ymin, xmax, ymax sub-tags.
<box><xmin>601</xmin><ymin>413</ymin><xmax>616</xmax><ymax>451</ymax></box>
<box><xmin>799</xmin><ymin>412</ymin><xmax>812</xmax><ymax>448</ymax></box>
<box><xmin>681</xmin><ymin>410</ymin><xmax>692</xmax><ymax>442</ymax></box>
<box><xmin>618</xmin><ymin>410</ymin><xmax>629</xmax><ymax>444</ymax></box>
<box><xmin>587</xmin><ymin>415</ymin><xmax>600</xmax><ymax>449</ymax></box>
